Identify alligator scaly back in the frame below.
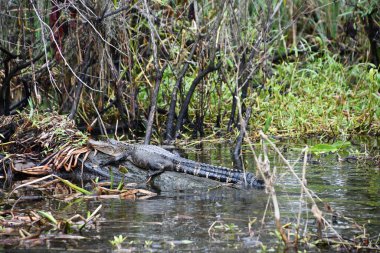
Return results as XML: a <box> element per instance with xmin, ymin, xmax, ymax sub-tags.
<box><xmin>128</xmin><ymin>143</ymin><xmax>265</xmax><ymax>188</ymax></box>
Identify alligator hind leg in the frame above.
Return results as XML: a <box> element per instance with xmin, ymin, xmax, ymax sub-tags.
<box><xmin>146</xmin><ymin>168</ymin><xmax>165</xmax><ymax>183</ymax></box>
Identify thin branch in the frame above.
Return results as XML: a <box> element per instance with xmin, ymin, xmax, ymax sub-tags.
<box><xmin>165</xmin><ymin>41</ymin><xmax>198</xmax><ymax>142</ymax></box>
<box><xmin>30</xmin><ymin>0</ymin><xmax>101</xmax><ymax>92</ymax></box>
<box><xmin>144</xmin><ymin>63</ymin><xmax>168</xmax><ymax>144</ymax></box>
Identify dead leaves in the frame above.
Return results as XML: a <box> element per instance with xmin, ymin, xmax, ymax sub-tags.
<box><xmin>2</xmin><ymin>144</ymin><xmax>91</xmax><ymax>177</ymax></box>
<box><xmin>52</xmin><ymin>145</ymin><xmax>90</xmax><ymax>172</ymax></box>
<box><xmin>94</xmin><ymin>185</ymin><xmax>157</xmax><ymax>200</ymax></box>
<box><xmin>1</xmin><ymin>112</ymin><xmax>93</xmax><ymax>180</ymax></box>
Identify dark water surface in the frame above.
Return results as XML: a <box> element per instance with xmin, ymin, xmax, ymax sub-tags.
<box><xmin>6</xmin><ymin>138</ymin><xmax>380</xmax><ymax>252</ymax></box>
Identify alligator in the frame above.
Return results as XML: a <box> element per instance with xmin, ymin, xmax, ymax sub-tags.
<box><xmin>88</xmin><ymin>139</ymin><xmax>265</xmax><ymax>189</ymax></box>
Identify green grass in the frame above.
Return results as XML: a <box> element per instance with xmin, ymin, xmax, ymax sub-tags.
<box><xmin>250</xmin><ymin>53</ymin><xmax>380</xmax><ymax>137</ymax></box>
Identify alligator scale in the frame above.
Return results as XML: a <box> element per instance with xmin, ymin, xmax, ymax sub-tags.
<box><xmin>89</xmin><ymin>139</ymin><xmax>264</xmax><ymax>189</ymax></box>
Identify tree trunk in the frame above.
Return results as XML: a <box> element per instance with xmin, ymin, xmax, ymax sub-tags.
<box><xmin>174</xmin><ymin>62</ymin><xmax>221</xmax><ymax>139</ymax></box>
<box><xmin>144</xmin><ymin>63</ymin><xmax>168</xmax><ymax>144</ymax></box>
<box><xmin>165</xmin><ymin>42</ymin><xmax>198</xmax><ymax>142</ymax></box>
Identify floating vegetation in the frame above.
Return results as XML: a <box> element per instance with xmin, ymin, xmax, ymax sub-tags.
<box><xmin>309</xmin><ymin>141</ymin><xmax>352</xmax><ymax>154</ymax></box>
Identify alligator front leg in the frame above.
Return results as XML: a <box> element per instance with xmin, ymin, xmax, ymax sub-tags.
<box><xmin>98</xmin><ymin>155</ymin><xmax>125</xmax><ymax>167</ymax></box>
<box><xmin>129</xmin><ymin>151</ymin><xmax>173</xmax><ymax>183</ymax></box>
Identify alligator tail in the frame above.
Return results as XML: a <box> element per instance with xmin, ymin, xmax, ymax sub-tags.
<box><xmin>176</xmin><ymin>162</ymin><xmax>264</xmax><ymax>189</ymax></box>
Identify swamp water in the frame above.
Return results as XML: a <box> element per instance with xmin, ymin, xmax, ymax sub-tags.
<box><xmin>3</xmin><ymin>138</ymin><xmax>380</xmax><ymax>252</ymax></box>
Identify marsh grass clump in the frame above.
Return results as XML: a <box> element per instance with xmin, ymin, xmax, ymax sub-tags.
<box><xmin>9</xmin><ymin>109</ymin><xmax>88</xmax><ymax>155</ymax></box>
<box><xmin>252</xmin><ymin>55</ymin><xmax>380</xmax><ymax>137</ymax></box>
<box><xmin>0</xmin><ymin>109</ymin><xmax>91</xmax><ymax>181</ymax></box>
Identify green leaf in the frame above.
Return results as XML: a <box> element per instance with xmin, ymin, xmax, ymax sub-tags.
<box><xmin>263</xmin><ymin>115</ymin><xmax>273</xmax><ymax>133</ymax></box>
<box><xmin>37</xmin><ymin>211</ymin><xmax>58</xmax><ymax>225</ymax></box>
<box><xmin>310</xmin><ymin>144</ymin><xmax>338</xmax><ymax>154</ymax></box>
<box><xmin>57</xmin><ymin>178</ymin><xmax>92</xmax><ymax>195</ymax></box>
<box><xmin>331</xmin><ymin>141</ymin><xmax>351</xmax><ymax>149</ymax></box>
<box><xmin>310</xmin><ymin>141</ymin><xmax>351</xmax><ymax>154</ymax></box>
<box><xmin>226</xmin><ymin>58</ymin><xmax>234</xmax><ymax>68</ymax></box>
<box><xmin>179</xmin><ymin>240</ymin><xmax>193</xmax><ymax>244</ymax></box>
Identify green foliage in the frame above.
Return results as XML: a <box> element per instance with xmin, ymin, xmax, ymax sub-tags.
<box><xmin>263</xmin><ymin>115</ymin><xmax>273</xmax><ymax>133</ymax></box>
<box><xmin>2</xmin><ymin>0</ymin><xmax>379</xmax><ymax>140</ymax></box>
<box><xmin>214</xmin><ymin>223</ymin><xmax>240</xmax><ymax>233</ymax></box>
<box><xmin>144</xmin><ymin>240</ymin><xmax>153</xmax><ymax>247</ymax></box>
<box><xmin>27</xmin><ymin>98</ymin><xmax>35</xmax><ymax>120</ymax></box>
<box><xmin>355</xmin><ymin>0</ymin><xmax>380</xmax><ymax>17</ymax></box>
<box><xmin>57</xmin><ymin>178</ymin><xmax>92</xmax><ymax>195</ymax></box>
<box><xmin>109</xmin><ymin>234</ymin><xmax>127</xmax><ymax>249</ymax></box>
<box><xmin>37</xmin><ymin>211</ymin><xmax>58</xmax><ymax>225</ymax></box>
<box><xmin>253</xmin><ymin>53</ymin><xmax>380</xmax><ymax>137</ymax></box>
<box><xmin>309</xmin><ymin>141</ymin><xmax>351</xmax><ymax>154</ymax></box>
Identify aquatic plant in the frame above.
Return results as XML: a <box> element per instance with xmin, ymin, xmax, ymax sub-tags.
<box><xmin>109</xmin><ymin>235</ymin><xmax>127</xmax><ymax>249</ymax></box>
